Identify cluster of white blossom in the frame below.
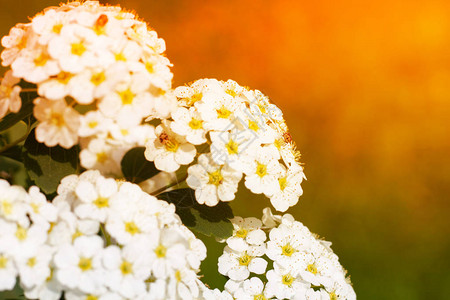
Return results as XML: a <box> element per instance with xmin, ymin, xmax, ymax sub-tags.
<box><xmin>0</xmin><ymin>0</ymin><xmax>174</xmax><ymax>176</ymax></box>
<box><xmin>0</xmin><ymin>171</ymin><xmax>207</xmax><ymax>299</ymax></box>
<box><xmin>212</xmin><ymin>208</ymin><xmax>356</xmax><ymax>300</ymax></box>
<box><xmin>144</xmin><ymin>78</ymin><xmax>306</xmax><ymax>212</ymax></box>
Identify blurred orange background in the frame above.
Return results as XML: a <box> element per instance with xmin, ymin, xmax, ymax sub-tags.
<box><xmin>1</xmin><ymin>1</ymin><xmax>450</xmax><ymax>299</ymax></box>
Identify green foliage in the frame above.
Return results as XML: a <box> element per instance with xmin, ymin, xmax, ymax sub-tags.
<box><xmin>23</xmin><ymin>129</ymin><xmax>79</xmax><ymax>195</ymax></box>
<box><xmin>158</xmin><ymin>188</ymin><xmax>234</xmax><ymax>239</ymax></box>
<box><xmin>121</xmin><ymin>147</ymin><xmax>160</xmax><ymax>183</ymax></box>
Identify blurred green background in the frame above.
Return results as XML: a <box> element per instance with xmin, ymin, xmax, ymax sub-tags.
<box><xmin>1</xmin><ymin>0</ymin><xmax>450</xmax><ymax>299</ymax></box>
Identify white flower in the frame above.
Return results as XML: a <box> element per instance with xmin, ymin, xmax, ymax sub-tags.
<box><xmin>0</xmin><ymin>70</ymin><xmax>21</xmax><ymax>119</ymax></box>
<box><xmin>78</xmin><ymin>111</ymin><xmax>114</xmax><ymax>138</ymax></box>
<box><xmin>54</xmin><ymin>235</ymin><xmax>105</xmax><ymax>293</ymax></box>
<box><xmin>143</xmin><ymin>228</ymin><xmax>188</xmax><ymax>279</ymax></box>
<box><xmin>102</xmin><ymin>245</ymin><xmax>148</xmax><ymax>298</ymax></box>
<box><xmin>144</xmin><ymin>121</ymin><xmax>196</xmax><ymax>172</ymax></box>
<box><xmin>16</xmin><ymin>245</ymin><xmax>53</xmax><ymax>289</ymax></box>
<box><xmin>68</xmin><ymin>64</ymin><xmax>126</xmax><ymax>104</ymax></box>
<box><xmin>11</xmin><ymin>46</ymin><xmax>59</xmax><ymax>83</ymax></box>
<box><xmin>197</xmin><ymin>89</ymin><xmax>243</xmax><ymax>131</ymax></box>
<box><xmin>266</xmin><ymin>223</ymin><xmax>311</xmax><ymax>269</ymax></box>
<box><xmin>79</xmin><ymin>138</ymin><xmax>126</xmax><ymax>176</ymax></box>
<box><xmin>171</xmin><ymin>106</ymin><xmax>208</xmax><ymax>145</ymax></box>
<box><xmin>8</xmin><ymin>223</ymin><xmax>48</xmax><ymax>260</ymax></box>
<box><xmin>1</xmin><ymin>25</ymin><xmax>28</xmax><ymax>67</ymax></box>
<box><xmin>218</xmin><ymin>246</ymin><xmax>267</xmax><ymax>282</ymax></box>
<box><xmin>226</xmin><ymin>217</ymin><xmax>266</xmax><ymax>252</ymax></box>
<box><xmin>65</xmin><ymin>290</ymin><xmax>122</xmax><ymax>300</ymax></box>
<box><xmin>167</xmin><ymin>267</ymin><xmax>200</xmax><ymax>299</ymax></box>
<box><xmin>106</xmin><ymin>183</ymin><xmax>158</xmax><ymax>244</ymax></box>
<box><xmin>98</xmin><ymin>73</ymin><xmax>153</xmax><ymax>123</ymax></box>
<box><xmin>268</xmin><ymin>166</ymin><xmax>304</xmax><ymax>212</ymax></box>
<box><xmin>37</xmin><ymin>71</ymin><xmax>75</xmax><ymax>100</ymax></box>
<box><xmin>265</xmin><ymin>264</ymin><xmax>308</xmax><ymax>300</ymax></box>
<box><xmin>48</xmin><ymin>24</ymin><xmax>98</xmax><ymax>73</ymax></box>
<box><xmin>33</xmin><ymin>97</ymin><xmax>80</xmax><ymax>148</ymax></box>
<box><xmin>209</xmin><ymin>129</ymin><xmax>259</xmax><ymax>171</ymax></box>
<box><xmin>0</xmin><ymin>179</ymin><xmax>29</xmax><ymax>226</ymax></box>
<box><xmin>186</xmin><ymin>153</ymin><xmax>242</xmax><ymax>206</ymax></box>
<box><xmin>74</xmin><ymin>176</ymin><xmax>118</xmax><ymax>222</ymax></box>
<box><xmin>241</xmin><ymin>146</ymin><xmax>283</xmax><ymax>195</ymax></box>
<box><xmin>26</xmin><ymin>186</ymin><xmax>57</xmax><ymax>228</ymax></box>
<box><xmin>297</xmin><ymin>252</ymin><xmax>336</xmax><ymax>288</ymax></box>
<box><xmin>234</xmin><ymin>277</ymin><xmax>270</xmax><ymax>300</ymax></box>
<box><xmin>0</xmin><ymin>253</ymin><xmax>18</xmax><ymax>291</ymax></box>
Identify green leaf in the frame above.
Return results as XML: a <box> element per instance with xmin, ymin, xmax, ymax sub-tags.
<box><xmin>121</xmin><ymin>147</ymin><xmax>159</xmax><ymax>183</ymax></box>
<box><xmin>158</xmin><ymin>188</ymin><xmax>234</xmax><ymax>239</ymax></box>
<box><xmin>1</xmin><ymin>145</ymin><xmax>23</xmax><ymax>162</ymax></box>
<box><xmin>23</xmin><ymin>129</ymin><xmax>79</xmax><ymax>194</ymax></box>
<box><xmin>0</xmin><ymin>82</ymin><xmax>37</xmax><ymax>132</ymax></box>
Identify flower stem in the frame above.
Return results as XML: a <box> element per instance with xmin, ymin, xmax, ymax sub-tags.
<box><xmin>100</xmin><ymin>224</ymin><xmax>112</xmax><ymax>246</ymax></box>
<box><xmin>150</xmin><ymin>173</ymin><xmax>188</xmax><ymax>196</ymax></box>
<box><xmin>0</xmin><ymin>120</ymin><xmax>32</xmax><ymax>154</ymax></box>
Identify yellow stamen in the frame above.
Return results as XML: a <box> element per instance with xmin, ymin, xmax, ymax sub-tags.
<box><xmin>307</xmin><ymin>263</ymin><xmax>318</xmax><ymax>275</ymax></box>
<box><xmin>50</xmin><ymin>113</ymin><xmax>65</xmax><ymax>127</ymax></box>
<box><xmin>216</xmin><ymin>106</ymin><xmax>232</xmax><ymax>119</ymax></box>
<box><xmin>96</xmin><ymin>152</ymin><xmax>108</xmax><ymax>164</ymax></box>
<box><xmin>52</xmin><ymin>24</ymin><xmax>63</xmax><ymax>34</ymax></box>
<box><xmin>115</xmin><ymin>52</ymin><xmax>126</xmax><ymax>61</ymax></box>
<box><xmin>1</xmin><ymin>200</ymin><xmax>13</xmax><ymax>216</ymax></box>
<box><xmin>27</xmin><ymin>257</ymin><xmax>37</xmax><ymax>267</ymax></box>
<box><xmin>119</xmin><ymin>89</ymin><xmax>134</xmax><ymax>105</ymax></box>
<box><xmin>248</xmin><ymin>120</ymin><xmax>259</xmax><ymax>131</ymax></box>
<box><xmin>0</xmin><ymin>255</ymin><xmax>8</xmax><ymax>268</ymax></box>
<box><xmin>124</xmin><ymin>221</ymin><xmax>140</xmax><ymax>235</ymax></box>
<box><xmin>15</xmin><ymin>226</ymin><xmax>27</xmax><ymax>241</ymax></box>
<box><xmin>208</xmin><ymin>170</ymin><xmax>223</xmax><ymax>186</ymax></box>
<box><xmin>175</xmin><ymin>270</ymin><xmax>182</xmax><ymax>282</ymax></box>
<box><xmin>281</xmin><ymin>243</ymin><xmax>295</xmax><ymax>256</ymax></box>
<box><xmin>278</xmin><ymin>177</ymin><xmax>287</xmax><ymax>191</ymax></box>
<box><xmin>120</xmin><ymin>260</ymin><xmax>133</xmax><ymax>275</ymax></box>
<box><xmin>235</xmin><ymin>228</ymin><xmax>248</xmax><ymax>238</ymax></box>
<box><xmin>34</xmin><ymin>53</ymin><xmax>49</xmax><ymax>67</ymax></box>
<box><xmin>88</xmin><ymin>121</ymin><xmax>98</xmax><ymax>129</ymax></box>
<box><xmin>78</xmin><ymin>257</ymin><xmax>92</xmax><ymax>271</ymax></box>
<box><xmin>188</xmin><ymin>118</ymin><xmax>203</xmax><ymax>130</ymax></box>
<box><xmin>90</xmin><ymin>72</ymin><xmax>105</xmax><ymax>86</ymax></box>
<box><xmin>154</xmin><ymin>245</ymin><xmax>167</xmax><ymax>258</ymax></box>
<box><xmin>255</xmin><ymin>162</ymin><xmax>267</xmax><ymax>177</ymax></box>
<box><xmin>93</xmin><ymin>197</ymin><xmax>108</xmax><ymax>209</ymax></box>
<box><xmin>225</xmin><ymin>139</ymin><xmax>239</xmax><ymax>155</ymax></box>
<box><xmin>282</xmin><ymin>273</ymin><xmax>294</xmax><ymax>286</ymax></box>
<box><xmin>239</xmin><ymin>253</ymin><xmax>251</xmax><ymax>266</ymax></box>
<box><xmin>226</xmin><ymin>89</ymin><xmax>237</xmax><ymax>97</ymax></box>
<box><xmin>71</xmin><ymin>42</ymin><xmax>86</xmax><ymax>56</ymax></box>
<box><xmin>56</xmin><ymin>72</ymin><xmax>73</xmax><ymax>84</ymax></box>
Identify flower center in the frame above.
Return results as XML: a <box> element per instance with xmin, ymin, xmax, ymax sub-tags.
<box><xmin>239</xmin><ymin>253</ymin><xmax>251</xmax><ymax>266</ymax></box>
<box><xmin>78</xmin><ymin>257</ymin><xmax>92</xmax><ymax>272</ymax></box>
<box><xmin>189</xmin><ymin>92</ymin><xmax>202</xmax><ymax>105</ymax></box>
<box><xmin>27</xmin><ymin>257</ymin><xmax>37</xmax><ymax>268</ymax></box>
<box><xmin>145</xmin><ymin>62</ymin><xmax>154</xmax><ymax>73</ymax></box>
<box><xmin>50</xmin><ymin>113</ymin><xmax>65</xmax><ymax>127</ymax></box>
<box><xmin>0</xmin><ymin>255</ymin><xmax>8</xmax><ymax>269</ymax></box>
<box><xmin>282</xmin><ymin>273</ymin><xmax>294</xmax><ymax>286</ymax></box>
<box><xmin>88</xmin><ymin>121</ymin><xmax>98</xmax><ymax>129</ymax></box>
<box><xmin>56</xmin><ymin>72</ymin><xmax>73</xmax><ymax>84</ymax></box>
<box><xmin>72</xmin><ymin>230</ymin><xmax>82</xmax><ymax>241</ymax></box>
<box><xmin>225</xmin><ymin>139</ymin><xmax>239</xmax><ymax>155</ymax></box>
<box><xmin>217</xmin><ymin>106</ymin><xmax>232</xmax><ymax>119</ymax></box>
<box><xmin>1</xmin><ymin>200</ymin><xmax>12</xmax><ymax>216</ymax></box>
<box><xmin>34</xmin><ymin>53</ymin><xmax>49</xmax><ymax>67</ymax></box>
<box><xmin>86</xmin><ymin>295</ymin><xmax>98</xmax><ymax>300</ymax></box>
<box><xmin>52</xmin><ymin>24</ymin><xmax>63</xmax><ymax>34</ymax></box>
<box><xmin>15</xmin><ymin>226</ymin><xmax>27</xmax><ymax>241</ymax></box>
<box><xmin>255</xmin><ymin>162</ymin><xmax>267</xmax><ymax>177</ymax></box>
<box><xmin>248</xmin><ymin>120</ymin><xmax>259</xmax><ymax>131</ymax></box>
<box><xmin>93</xmin><ymin>14</ymin><xmax>108</xmax><ymax>35</ymax></box>
<box><xmin>329</xmin><ymin>292</ymin><xmax>338</xmax><ymax>300</ymax></box>
<box><xmin>278</xmin><ymin>177</ymin><xmax>287</xmax><ymax>191</ymax></box>
<box><xmin>71</xmin><ymin>42</ymin><xmax>86</xmax><ymax>56</ymax></box>
<box><xmin>208</xmin><ymin>170</ymin><xmax>223</xmax><ymax>186</ymax></box>
<box><xmin>235</xmin><ymin>228</ymin><xmax>248</xmax><ymax>238</ymax></box>
<box><xmin>120</xmin><ymin>260</ymin><xmax>133</xmax><ymax>275</ymax></box>
<box><xmin>91</xmin><ymin>72</ymin><xmax>105</xmax><ymax>86</ymax></box>
<box><xmin>119</xmin><ymin>89</ymin><xmax>134</xmax><ymax>105</ymax></box>
<box><xmin>154</xmin><ymin>244</ymin><xmax>167</xmax><ymax>258</ymax></box>
<box><xmin>254</xmin><ymin>295</ymin><xmax>267</xmax><ymax>300</ymax></box>
<box><xmin>281</xmin><ymin>243</ymin><xmax>295</xmax><ymax>256</ymax></box>
<box><xmin>175</xmin><ymin>270</ymin><xmax>182</xmax><ymax>282</ymax></box>
<box><xmin>124</xmin><ymin>221</ymin><xmax>140</xmax><ymax>235</ymax></box>
<box><xmin>93</xmin><ymin>197</ymin><xmax>108</xmax><ymax>208</ymax></box>
<box><xmin>307</xmin><ymin>263</ymin><xmax>318</xmax><ymax>274</ymax></box>
<box><xmin>96</xmin><ymin>152</ymin><xmax>108</xmax><ymax>164</ymax></box>
<box><xmin>226</xmin><ymin>89</ymin><xmax>237</xmax><ymax>97</ymax></box>
<box><xmin>188</xmin><ymin>118</ymin><xmax>203</xmax><ymax>130</ymax></box>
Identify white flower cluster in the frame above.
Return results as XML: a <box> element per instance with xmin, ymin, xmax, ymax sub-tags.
<box><xmin>213</xmin><ymin>209</ymin><xmax>356</xmax><ymax>300</ymax></box>
<box><xmin>144</xmin><ymin>78</ymin><xmax>306</xmax><ymax>212</ymax></box>
<box><xmin>0</xmin><ymin>0</ymin><xmax>174</xmax><ymax>175</ymax></box>
<box><xmin>0</xmin><ymin>171</ymin><xmax>207</xmax><ymax>300</ymax></box>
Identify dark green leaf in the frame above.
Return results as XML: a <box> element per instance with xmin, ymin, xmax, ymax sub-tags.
<box><xmin>23</xmin><ymin>129</ymin><xmax>79</xmax><ymax>194</ymax></box>
<box><xmin>121</xmin><ymin>147</ymin><xmax>159</xmax><ymax>183</ymax></box>
<box><xmin>158</xmin><ymin>188</ymin><xmax>234</xmax><ymax>239</ymax></box>
<box><xmin>1</xmin><ymin>145</ymin><xmax>23</xmax><ymax>162</ymax></box>
<box><xmin>0</xmin><ymin>82</ymin><xmax>37</xmax><ymax>132</ymax></box>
